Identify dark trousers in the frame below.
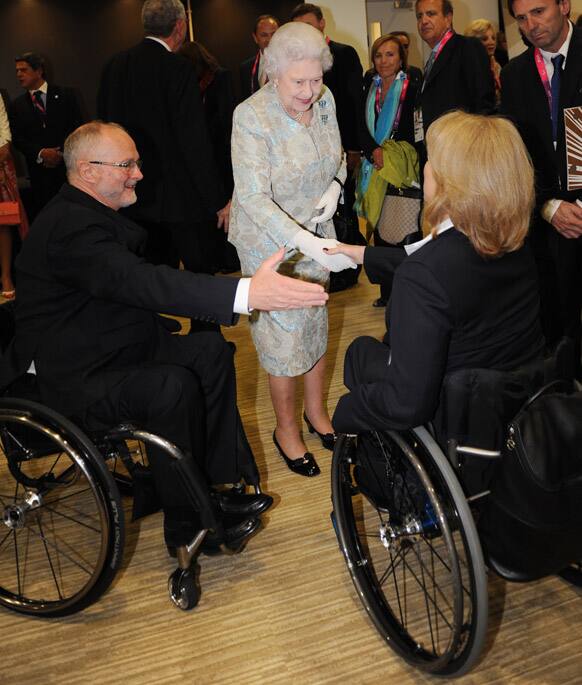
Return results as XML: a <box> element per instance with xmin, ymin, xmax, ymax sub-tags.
<box><xmin>85</xmin><ymin>332</ymin><xmax>254</xmax><ymax>514</ymax></box>
<box><xmin>344</xmin><ymin>335</ymin><xmax>391</xmax><ymax>391</ymax></box>
<box><xmin>530</xmin><ymin>223</ymin><xmax>582</xmax><ymax>376</ymax></box>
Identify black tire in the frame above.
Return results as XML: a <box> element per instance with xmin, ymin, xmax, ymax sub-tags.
<box><xmin>331</xmin><ymin>429</ymin><xmax>488</xmax><ymax>677</ymax></box>
<box><xmin>0</xmin><ymin>398</ymin><xmax>124</xmax><ymax>617</ymax></box>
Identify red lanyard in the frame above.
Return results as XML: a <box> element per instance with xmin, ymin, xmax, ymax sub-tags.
<box><xmin>250</xmin><ymin>51</ymin><xmax>260</xmax><ymax>93</ymax></box>
<box><xmin>432</xmin><ymin>29</ymin><xmax>454</xmax><ymax>63</ymax></box>
<box><xmin>375</xmin><ymin>75</ymin><xmax>409</xmax><ymax>135</ymax></box>
<box><xmin>534</xmin><ymin>48</ymin><xmax>552</xmax><ymax>110</ymax></box>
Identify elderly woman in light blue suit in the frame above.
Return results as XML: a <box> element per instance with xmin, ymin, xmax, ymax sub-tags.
<box><xmin>229</xmin><ymin>22</ymin><xmax>355</xmax><ymax>478</ymax></box>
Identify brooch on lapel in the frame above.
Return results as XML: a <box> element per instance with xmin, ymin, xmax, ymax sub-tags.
<box><xmin>318</xmin><ymin>99</ymin><xmax>328</xmax><ymax>124</ymax></box>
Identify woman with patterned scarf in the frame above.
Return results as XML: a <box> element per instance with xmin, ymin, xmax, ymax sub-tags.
<box><xmin>356</xmin><ymin>34</ymin><xmax>420</xmax><ymax>307</ymax></box>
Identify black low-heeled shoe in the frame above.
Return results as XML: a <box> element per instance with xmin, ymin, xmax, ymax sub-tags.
<box><xmin>303</xmin><ymin>412</ymin><xmax>336</xmax><ymax>451</ymax></box>
<box><xmin>272</xmin><ymin>431</ymin><xmax>320</xmax><ymax>477</ymax></box>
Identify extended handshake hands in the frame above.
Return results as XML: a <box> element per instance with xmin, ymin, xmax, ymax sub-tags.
<box><xmin>293</xmin><ymin>230</ymin><xmax>357</xmax><ymax>272</ymax></box>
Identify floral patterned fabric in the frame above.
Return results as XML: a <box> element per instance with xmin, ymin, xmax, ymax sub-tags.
<box><xmin>229</xmin><ymin>82</ymin><xmax>345</xmax><ymax>376</ymax></box>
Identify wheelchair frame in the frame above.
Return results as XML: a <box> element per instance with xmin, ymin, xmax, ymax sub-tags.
<box><xmin>331</xmin><ymin>423</ymin><xmax>582</xmax><ymax>677</ymax></box>
<box><xmin>0</xmin><ymin>396</ymin><xmax>255</xmax><ymax>617</ymax></box>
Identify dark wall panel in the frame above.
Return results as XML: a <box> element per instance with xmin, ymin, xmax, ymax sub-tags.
<box><xmin>0</xmin><ymin>0</ymin><xmax>300</xmax><ymax>117</ymax></box>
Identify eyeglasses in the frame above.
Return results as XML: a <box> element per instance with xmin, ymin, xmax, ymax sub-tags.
<box><xmin>88</xmin><ymin>159</ymin><xmax>143</xmax><ymax>170</ymax></box>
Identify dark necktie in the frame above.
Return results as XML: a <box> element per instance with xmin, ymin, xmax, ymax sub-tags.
<box><xmin>550</xmin><ymin>54</ymin><xmax>564</xmax><ymax>141</ymax></box>
<box><xmin>32</xmin><ymin>90</ymin><xmax>46</xmax><ymax>125</ymax></box>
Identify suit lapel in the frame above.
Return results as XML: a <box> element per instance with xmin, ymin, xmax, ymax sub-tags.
<box><xmin>560</xmin><ymin>27</ymin><xmax>582</xmax><ymax>112</ymax></box>
<box><xmin>424</xmin><ymin>33</ymin><xmax>457</xmax><ymax>89</ymax></box>
<box><xmin>523</xmin><ymin>49</ymin><xmax>555</xmax><ymax>160</ymax></box>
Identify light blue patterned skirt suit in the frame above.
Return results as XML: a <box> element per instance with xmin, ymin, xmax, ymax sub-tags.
<box><xmin>229</xmin><ymin>83</ymin><xmax>346</xmax><ymax>376</ymax></box>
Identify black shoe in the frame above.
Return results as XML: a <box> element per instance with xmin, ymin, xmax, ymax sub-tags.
<box><xmin>272</xmin><ymin>431</ymin><xmax>320</xmax><ymax>477</ymax></box>
<box><xmin>167</xmin><ymin>514</ymin><xmax>261</xmax><ymax>557</ymax></box>
<box><xmin>212</xmin><ymin>490</ymin><xmax>273</xmax><ymax>517</ymax></box>
<box><xmin>372</xmin><ymin>297</ymin><xmax>387</xmax><ymax>308</ymax></box>
<box><xmin>202</xmin><ymin>514</ymin><xmax>261</xmax><ymax>554</ymax></box>
<box><xmin>303</xmin><ymin>412</ymin><xmax>336</xmax><ymax>451</ymax></box>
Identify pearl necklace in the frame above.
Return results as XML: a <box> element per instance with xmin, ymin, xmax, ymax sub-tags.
<box><xmin>282</xmin><ymin>103</ymin><xmax>304</xmax><ymax>123</ymax></box>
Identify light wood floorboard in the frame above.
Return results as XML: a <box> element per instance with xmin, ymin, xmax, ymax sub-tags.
<box><xmin>1</xmin><ymin>273</ymin><xmax>581</xmax><ymax>684</ymax></box>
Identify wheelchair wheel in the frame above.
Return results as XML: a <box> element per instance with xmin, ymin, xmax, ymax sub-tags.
<box><xmin>332</xmin><ymin>428</ymin><xmax>488</xmax><ymax>677</ymax></box>
<box><xmin>0</xmin><ymin>398</ymin><xmax>124</xmax><ymax>617</ymax></box>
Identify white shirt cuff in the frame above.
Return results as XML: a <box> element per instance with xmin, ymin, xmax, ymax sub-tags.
<box><xmin>233</xmin><ymin>277</ymin><xmax>252</xmax><ymax>315</ymax></box>
<box><xmin>36</xmin><ymin>150</ymin><xmax>44</xmax><ymax>164</ymax></box>
<box><xmin>542</xmin><ymin>199</ymin><xmax>562</xmax><ymax>224</ymax></box>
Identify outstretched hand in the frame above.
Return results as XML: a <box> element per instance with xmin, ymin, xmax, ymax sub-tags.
<box><xmin>323</xmin><ymin>242</ymin><xmax>366</xmax><ymax>265</ymax></box>
<box><xmin>248</xmin><ymin>248</ymin><xmax>329</xmax><ymax>311</ymax></box>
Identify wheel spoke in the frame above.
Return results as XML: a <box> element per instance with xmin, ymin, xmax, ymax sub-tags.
<box><xmin>42</xmin><ymin>502</ymin><xmax>102</xmax><ymax>534</ymax></box>
<box><xmin>36</xmin><ymin>514</ymin><xmax>64</xmax><ymax>600</ymax></box>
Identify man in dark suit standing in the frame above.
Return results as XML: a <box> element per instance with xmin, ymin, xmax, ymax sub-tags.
<box><xmin>97</xmin><ymin>0</ymin><xmax>229</xmax><ymax>333</ymax></box>
<box><xmin>0</xmin><ymin>121</ymin><xmax>329</xmax><ymax>548</ymax></box>
<box><xmin>291</xmin><ymin>4</ymin><xmax>363</xmax><ymax>178</ymax></box>
<box><xmin>414</xmin><ymin>0</ymin><xmax>494</xmax><ymax>149</ymax></box>
<box><xmin>501</xmin><ymin>0</ymin><xmax>582</xmax><ymax>376</ymax></box>
<box><xmin>239</xmin><ymin>14</ymin><xmax>279</xmax><ymax>102</ymax></box>
<box><xmin>9</xmin><ymin>52</ymin><xmax>82</xmax><ymax>217</ymax></box>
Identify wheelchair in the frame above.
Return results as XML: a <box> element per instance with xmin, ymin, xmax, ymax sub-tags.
<box><xmin>330</xmin><ymin>361</ymin><xmax>582</xmax><ymax>677</ymax></box>
<box><xmin>0</xmin><ymin>393</ymin><xmax>263</xmax><ymax>618</ymax></box>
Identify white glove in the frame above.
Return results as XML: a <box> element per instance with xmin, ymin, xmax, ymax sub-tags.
<box><xmin>292</xmin><ymin>230</ymin><xmax>357</xmax><ymax>272</ymax></box>
<box><xmin>310</xmin><ymin>179</ymin><xmax>342</xmax><ymax>225</ymax></box>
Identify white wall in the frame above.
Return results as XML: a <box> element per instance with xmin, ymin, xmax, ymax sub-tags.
<box><xmin>365</xmin><ymin>0</ymin><xmax>500</xmax><ymax>70</ymax></box>
<box><xmin>503</xmin><ymin>0</ymin><xmax>582</xmax><ymax>59</ymax></box>
<box><xmin>318</xmin><ymin>1</ymin><xmax>369</xmax><ymax>69</ymax></box>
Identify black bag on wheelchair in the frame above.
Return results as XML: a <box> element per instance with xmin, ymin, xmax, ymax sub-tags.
<box><xmin>478</xmin><ymin>385</ymin><xmax>582</xmax><ymax>580</ymax></box>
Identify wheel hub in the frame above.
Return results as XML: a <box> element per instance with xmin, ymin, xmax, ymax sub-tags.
<box><xmin>379</xmin><ymin>514</ymin><xmax>423</xmax><ymax>550</ymax></box>
<box><xmin>2</xmin><ymin>491</ymin><xmax>42</xmax><ymax>529</ymax></box>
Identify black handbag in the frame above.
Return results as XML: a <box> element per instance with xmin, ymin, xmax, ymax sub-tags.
<box><xmin>329</xmin><ymin>200</ymin><xmax>365</xmax><ymax>293</ymax></box>
<box><xmin>478</xmin><ymin>382</ymin><xmax>582</xmax><ymax>580</ymax></box>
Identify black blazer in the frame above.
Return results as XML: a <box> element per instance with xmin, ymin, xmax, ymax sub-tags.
<box><xmin>8</xmin><ymin>85</ymin><xmax>82</xmax><ymax>202</ymax></box>
<box><xmin>500</xmin><ymin>26</ymin><xmax>582</xmax><ymax>210</ymax></box>
<box><xmin>325</xmin><ymin>40</ymin><xmax>364</xmax><ymax>151</ymax></box>
<box><xmin>239</xmin><ymin>52</ymin><xmax>261</xmax><ymax>102</ymax></box>
<box><xmin>418</xmin><ymin>33</ymin><xmax>495</xmax><ymax>134</ymax></box>
<box><xmin>0</xmin><ymin>185</ymin><xmax>239</xmax><ymax>417</ymax></box>
<box><xmin>97</xmin><ymin>39</ymin><xmax>226</xmax><ymax>224</ymax></box>
<box><xmin>203</xmin><ymin>68</ymin><xmax>236</xmax><ymax>196</ymax></box>
<box><xmin>333</xmin><ymin>229</ymin><xmax>544</xmax><ymax>433</ymax></box>
<box><xmin>358</xmin><ymin>72</ymin><xmax>418</xmax><ymax>158</ymax></box>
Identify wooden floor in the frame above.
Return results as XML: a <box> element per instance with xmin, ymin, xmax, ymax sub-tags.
<box><xmin>1</xmin><ymin>273</ymin><xmax>582</xmax><ymax>685</ymax></box>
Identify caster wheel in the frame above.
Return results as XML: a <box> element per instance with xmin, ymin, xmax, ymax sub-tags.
<box><xmin>168</xmin><ymin>568</ymin><xmax>200</xmax><ymax>610</ymax></box>
<box><xmin>558</xmin><ymin>562</ymin><xmax>582</xmax><ymax>588</ymax></box>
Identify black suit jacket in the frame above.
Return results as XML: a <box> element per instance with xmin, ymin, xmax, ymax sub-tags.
<box><xmin>203</xmin><ymin>68</ymin><xmax>235</xmax><ymax>195</ymax></box>
<box><xmin>8</xmin><ymin>85</ymin><xmax>82</xmax><ymax>206</ymax></box>
<box><xmin>325</xmin><ymin>40</ymin><xmax>363</xmax><ymax>151</ymax></box>
<box><xmin>97</xmin><ymin>39</ymin><xmax>225</xmax><ymax>224</ymax></box>
<box><xmin>418</xmin><ymin>33</ymin><xmax>495</xmax><ymax>133</ymax></box>
<box><xmin>333</xmin><ymin>229</ymin><xmax>544</xmax><ymax>433</ymax></box>
<box><xmin>500</xmin><ymin>26</ymin><xmax>582</xmax><ymax>210</ymax></box>
<box><xmin>239</xmin><ymin>52</ymin><xmax>261</xmax><ymax>102</ymax></box>
<box><xmin>0</xmin><ymin>185</ymin><xmax>239</xmax><ymax>417</ymax></box>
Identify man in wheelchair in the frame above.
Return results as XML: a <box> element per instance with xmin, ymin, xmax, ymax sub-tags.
<box><xmin>0</xmin><ymin>121</ymin><xmax>329</xmax><ymax>552</ymax></box>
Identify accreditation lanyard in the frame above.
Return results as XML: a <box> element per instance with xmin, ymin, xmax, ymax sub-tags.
<box><xmin>534</xmin><ymin>48</ymin><xmax>553</xmax><ymax>112</ymax></box>
<box><xmin>375</xmin><ymin>76</ymin><xmax>410</xmax><ymax>136</ymax></box>
<box><xmin>431</xmin><ymin>29</ymin><xmax>454</xmax><ymax>65</ymax></box>
<box><xmin>250</xmin><ymin>51</ymin><xmax>261</xmax><ymax>93</ymax></box>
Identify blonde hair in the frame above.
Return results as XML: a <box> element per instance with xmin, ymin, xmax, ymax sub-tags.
<box><xmin>424</xmin><ymin>111</ymin><xmax>534</xmax><ymax>257</ymax></box>
<box><xmin>464</xmin><ymin>18</ymin><xmax>496</xmax><ymax>40</ymax></box>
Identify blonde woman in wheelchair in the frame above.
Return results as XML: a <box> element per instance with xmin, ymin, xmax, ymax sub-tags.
<box><xmin>325</xmin><ymin>110</ymin><xmax>550</xmax><ymax>676</ymax></box>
